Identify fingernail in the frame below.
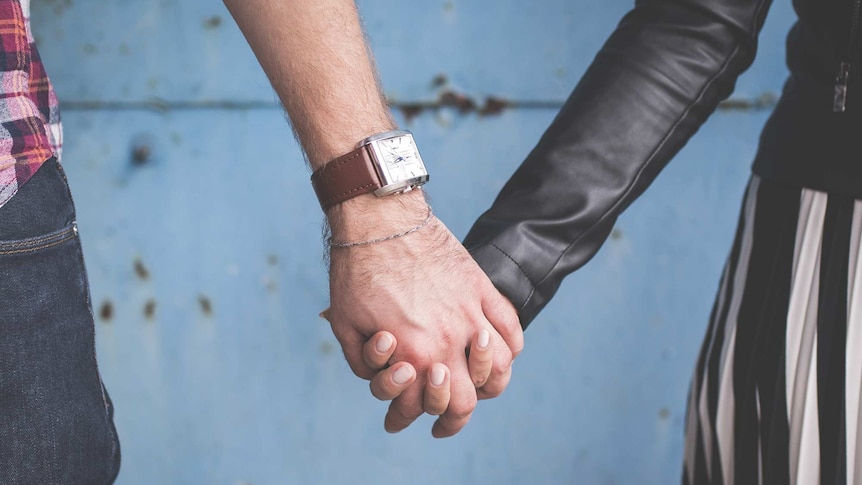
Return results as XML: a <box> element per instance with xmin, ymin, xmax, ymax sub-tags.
<box><xmin>376</xmin><ymin>333</ymin><xmax>393</xmax><ymax>353</ymax></box>
<box><xmin>431</xmin><ymin>366</ymin><xmax>445</xmax><ymax>386</ymax></box>
<box><xmin>393</xmin><ymin>365</ymin><xmax>413</xmax><ymax>385</ymax></box>
<box><xmin>478</xmin><ymin>329</ymin><xmax>490</xmax><ymax>349</ymax></box>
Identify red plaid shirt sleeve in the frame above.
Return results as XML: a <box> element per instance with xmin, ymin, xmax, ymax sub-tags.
<box><xmin>0</xmin><ymin>0</ymin><xmax>62</xmax><ymax>208</ymax></box>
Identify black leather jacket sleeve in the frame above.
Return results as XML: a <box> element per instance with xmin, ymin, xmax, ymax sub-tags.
<box><xmin>463</xmin><ymin>0</ymin><xmax>772</xmax><ymax>328</ymax></box>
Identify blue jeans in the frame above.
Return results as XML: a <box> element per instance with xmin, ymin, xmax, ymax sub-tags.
<box><xmin>0</xmin><ymin>159</ymin><xmax>120</xmax><ymax>484</ymax></box>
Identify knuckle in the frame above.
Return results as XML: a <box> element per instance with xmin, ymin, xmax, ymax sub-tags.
<box><xmin>349</xmin><ymin>361</ymin><xmax>374</xmax><ymax>380</ymax></box>
<box><xmin>392</xmin><ymin>346</ymin><xmax>424</xmax><ymax>366</ymax></box>
<box><xmin>478</xmin><ymin>381</ymin><xmax>504</xmax><ymax>398</ymax></box>
<box><xmin>426</xmin><ymin>392</ymin><xmax>448</xmax><ymax>407</ymax></box>
<box><xmin>425</xmin><ymin>401</ymin><xmax>447</xmax><ymax>415</ymax></box>
<box><xmin>490</xmin><ymin>357</ymin><xmax>511</xmax><ymax>377</ymax></box>
<box><xmin>471</xmin><ymin>372</ymin><xmax>490</xmax><ymax>388</ymax></box>
<box><xmin>364</xmin><ymin>353</ymin><xmax>388</xmax><ymax>371</ymax></box>
<box><xmin>448</xmin><ymin>398</ymin><xmax>477</xmax><ymax>421</ymax></box>
<box><xmin>437</xmin><ymin>329</ymin><xmax>456</xmax><ymax>350</ymax></box>
<box><xmin>392</xmin><ymin>405</ymin><xmax>422</xmax><ymax>423</ymax></box>
<box><xmin>370</xmin><ymin>381</ymin><xmax>392</xmax><ymax>401</ymax></box>
<box><xmin>481</xmin><ymin>372</ymin><xmax>511</xmax><ymax>398</ymax></box>
<box><xmin>370</xmin><ymin>387</ymin><xmax>386</xmax><ymax>401</ymax></box>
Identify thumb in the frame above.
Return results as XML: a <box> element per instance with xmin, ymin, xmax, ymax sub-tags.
<box><xmin>481</xmin><ymin>282</ymin><xmax>524</xmax><ymax>358</ymax></box>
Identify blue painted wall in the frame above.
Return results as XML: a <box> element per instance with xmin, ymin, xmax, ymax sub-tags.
<box><xmin>33</xmin><ymin>1</ymin><xmax>796</xmax><ymax>483</ymax></box>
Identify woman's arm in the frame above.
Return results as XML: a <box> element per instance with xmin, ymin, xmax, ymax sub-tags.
<box><xmin>465</xmin><ymin>0</ymin><xmax>772</xmax><ymax>327</ymax></box>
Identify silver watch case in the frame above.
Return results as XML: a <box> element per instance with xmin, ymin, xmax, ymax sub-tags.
<box><xmin>360</xmin><ymin>130</ymin><xmax>430</xmax><ymax>197</ymax></box>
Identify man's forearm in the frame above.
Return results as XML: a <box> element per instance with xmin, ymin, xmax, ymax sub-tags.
<box><xmin>223</xmin><ymin>0</ymin><xmax>394</xmax><ymax>169</ymax></box>
<box><xmin>224</xmin><ymin>1</ymin><xmax>524</xmax><ymax>438</ymax></box>
<box><xmin>224</xmin><ymin>0</ymin><xmax>428</xmax><ymax>240</ymax></box>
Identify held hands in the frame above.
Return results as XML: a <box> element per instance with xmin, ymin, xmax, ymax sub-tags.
<box><xmin>323</xmin><ymin>191</ymin><xmax>523</xmax><ymax>437</ymax></box>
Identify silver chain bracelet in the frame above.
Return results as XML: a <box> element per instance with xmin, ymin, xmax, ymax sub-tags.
<box><xmin>328</xmin><ymin>206</ymin><xmax>434</xmax><ymax>248</ymax></box>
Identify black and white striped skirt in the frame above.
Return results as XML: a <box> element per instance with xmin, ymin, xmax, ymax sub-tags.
<box><xmin>683</xmin><ymin>175</ymin><xmax>862</xmax><ymax>484</ymax></box>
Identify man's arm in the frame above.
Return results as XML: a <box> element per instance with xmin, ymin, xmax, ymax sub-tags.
<box><xmin>223</xmin><ymin>0</ymin><xmax>524</xmax><ymax>436</ymax></box>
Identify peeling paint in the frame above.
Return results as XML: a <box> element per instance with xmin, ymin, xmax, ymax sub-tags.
<box><xmin>399</xmin><ymin>87</ymin><xmax>517</xmax><ymax>122</ymax></box>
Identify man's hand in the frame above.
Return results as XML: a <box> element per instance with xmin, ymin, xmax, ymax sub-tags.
<box><xmin>325</xmin><ymin>192</ymin><xmax>523</xmax><ymax>437</ymax></box>
<box><xmin>225</xmin><ymin>0</ymin><xmax>522</xmax><ymax>437</ymax></box>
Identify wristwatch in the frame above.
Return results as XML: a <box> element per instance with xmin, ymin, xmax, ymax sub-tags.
<box><xmin>311</xmin><ymin>130</ymin><xmax>429</xmax><ymax>210</ymax></box>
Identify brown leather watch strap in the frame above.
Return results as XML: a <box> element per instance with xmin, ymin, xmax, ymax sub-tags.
<box><xmin>311</xmin><ymin>145</ymin><xmax>382</xmax><ymax>211</ymax></box>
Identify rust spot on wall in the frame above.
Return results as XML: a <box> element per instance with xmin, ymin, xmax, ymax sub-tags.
<box><xmin>134</xmin><ymin>259</ymin><xmax>150</xmax><ymax>280</ymax></box>
<box><xmin>131</xmin><ymin>144</ymin><xmax>151</xmax><ymax>165</ymax></box>
<box><xmin>478</xmin><ymin>96</ymin><xmax>510</xmax><ymax>116</ymax></box>
<box><xmin>198</xmin><ymin>295</ymin><xmax>213</xmax><ymax>317</ymax></box>
<box><xmin>46</xmin><ymin>0</ymin><xmax>74</xmax><ymax>17</ymax></box>
<box><xmin>610</xmin><ymin>228</ymin><xmax>623</xmax><ymax>241</ymax></box>
<box><xmin>203</xmin><ymin>15</ymin><xmax>223</xmax><ymax>29</ymax></box>
<box><xmin>267</xmin><ymin>254</ymin><xmax>279</xmax><ymax>266</ymax></box>
<box><xmin>658</xmin><ymin>408</ymin><xmax>670</xmax><ymax>420</ymax></box>
<box><xmin>319</xmin><ymin>341</ymin><xmax>335</xmax><ymax>355</ymax></box>
<box><xmin>400</xmin><ymin>104</ymin><xmax>424</xmax><ymax>122</ymax></box>
<box><xmin>431</xmin><ymin>74</ymin><xmax>448</xmax><ymax>88</ymax></box>
<box><xmin>143</xmin><ymin>299</ymin><xmax>157</xmax><ymax>320</ymax></box>
<box><xmin>99</xmin><ymin>300</ymin><xmax>113</xmax><ymax>322</ymax></box>
<box><xmin>394</xmin><ymin>80</ymin><xmax>513</xmax><ymax>122</ymax></box>
<box><xmin>264</xmin><ymin>278</ymin><xmax>278</xmax><ymax>293</ymax></box>
<box><xmin>439</xmin><ymin>90</ymin><xmax>477</xmax><ymax>114</ymax></box>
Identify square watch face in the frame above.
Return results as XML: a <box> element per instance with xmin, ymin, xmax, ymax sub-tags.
<box><xmin>373</xmin><ymin>134</ymin><xmax>427</xmax><ymax>185</ymax></box>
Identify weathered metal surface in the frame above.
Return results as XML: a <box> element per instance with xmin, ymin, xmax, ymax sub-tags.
<box><xmin>31</xmin><ymin>0</ymin><xmax>796</xmax><ymax>483</ymax></box>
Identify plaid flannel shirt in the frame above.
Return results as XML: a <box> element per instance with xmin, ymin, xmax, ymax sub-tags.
<box><xmin>0</xmin><ymin>0</ymin><xmax>61</xmax><ymax>209</ymax></box>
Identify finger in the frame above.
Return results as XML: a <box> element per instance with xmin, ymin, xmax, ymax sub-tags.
<box><xmin>384</xmin><ymin>373</ymin><xmax>426</xmax><ymax>433</ymax></box>
<box><xmin>369</xmin><ymin>362</ymin><xmax>416</xmax><ymax>401</ymax></box>
<box><xmin>482</xmin><ymin>284</ymin><xmax>524</xmax><ymax>358</ymax></box>
<box><xmin>476</xmin><ymin>331</ymin><xmax>514</xmax><ymax>398</ymax></box>
<box><xmin>321</xmin><ymin>310</ymin><xmax>375</xmax><ymax>380</ymax></box>
<box><xmin>477</xmin><ymin>359</ymin><xmax>512</xmax><ymax>400</ymax></box>
<box><xmin>363</xmin><ymin>331</ymin><xmax>396</xmax><ymax>371</ymax></box>
<box><xmin>423</xmin><ymin>363</ymin><xmax>451</xmax><ymax>416</ymax></box>
<box><xmin>468</xmin><ymin>329</ymin><xmax>493</xmax><ymax>388</ymax></box>
<box><xmin>432</xmin><ymin>357</ymin><xmax>477</xmax><ymax>438</ymax></box>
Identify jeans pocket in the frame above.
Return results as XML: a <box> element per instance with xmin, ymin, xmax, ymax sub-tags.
<box><xmin>0</xmin><ymin>164</ymin><xmax>120</xmax><ymax>484</ymax></box>
<box><xmin>0</xmin><ymin>222</ymin><xmax>77</xmax><ymax>255</ymax></box>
